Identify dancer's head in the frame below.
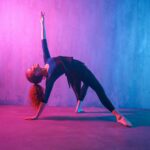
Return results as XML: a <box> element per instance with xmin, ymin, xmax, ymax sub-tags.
<box><xmin>26</xmin><ymin>64</ymin><xmax>45</xmax><ymax>109</ymax></box>
<box><xmin>26</xmin><ymin>64</ymin><xmax>44</xmax><ymax>84</ymax></box>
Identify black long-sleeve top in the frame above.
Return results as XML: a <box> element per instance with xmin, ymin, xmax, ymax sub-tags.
<box><xmin>41</xmin><ymin>39</ymin><xmax>73</xmax><ymax>103</ymax></box>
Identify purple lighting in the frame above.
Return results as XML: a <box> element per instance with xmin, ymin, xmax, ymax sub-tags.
<box><xmin>0</xmin><ymin>0</ymin><xmax>150</xmax><ymax>109</ymax></box>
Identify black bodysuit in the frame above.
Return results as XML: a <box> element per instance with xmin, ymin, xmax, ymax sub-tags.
<box><xmin>42</xmin><ymin>39</ymin><xmax>115</xmax><ymax>112</ymax></box>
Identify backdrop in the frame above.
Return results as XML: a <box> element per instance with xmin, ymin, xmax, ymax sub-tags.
<box><xmin>0</xmin><ymin>0</ymin><xmax>150</xmax><ymax>108</ymax></box>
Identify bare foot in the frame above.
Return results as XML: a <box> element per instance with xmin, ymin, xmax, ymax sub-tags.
<box><xmin>75</xmin><ymin>108</ymin><xmax>85</xmax><ymax>113</ymax></box>
<box><xmin>117</xmin><ymin>116</ymin><xmax>132</xmax><ymax>127</ymax></box>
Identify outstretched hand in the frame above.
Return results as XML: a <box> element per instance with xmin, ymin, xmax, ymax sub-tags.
<box><xmin>25</xmin><ymin>116</ymin><xmax>38</xmax><ymax>120</ymax></box>
<box><xmin>40</xmin><ymin>11</ymin><xmax>45</xmax><ymax>23</ymax></box>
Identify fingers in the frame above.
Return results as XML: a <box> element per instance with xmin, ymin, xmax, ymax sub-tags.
<box><xmin>41</xmin><ymin>11</ymin><xmax>45</xmax><ymax>17</ymax></box>
<box><xmin>24</xmin><ymin>117</ymin><xmax>32</xmax><ymax>120</ymax></box>
<box><xmin>24</xmin><ymin>116</ymin><xmax>38</xmax><ymax>120</ymax></box>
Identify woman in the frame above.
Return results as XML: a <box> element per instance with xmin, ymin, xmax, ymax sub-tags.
<box><xmin>25</xmin><ymin>12</ymin><xmax>132</xmax><ymax>127</ymax></box>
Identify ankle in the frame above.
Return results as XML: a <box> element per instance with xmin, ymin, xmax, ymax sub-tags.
<box><xmin>112</xmin><ymin>110</ymin><xmax>122</xmax><ymax>120</ymax></box>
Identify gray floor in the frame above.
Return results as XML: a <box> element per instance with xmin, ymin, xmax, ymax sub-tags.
<box><xmin>0</xmin><ymin>106</ymin><xmax>150</xmax><ymax>150</ymax></box>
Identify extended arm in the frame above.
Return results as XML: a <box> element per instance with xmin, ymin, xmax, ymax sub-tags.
<box><xmin>25</xmin><ymin>102</ymin><xmax>46</xmax><ymax>120</ymax></box>
<box><xmin>40</xmin><ymin>12</ymin><xmax>46</xmax><ymax>40</ymax></box>
<box><xmin>25</xmin><ymin>76</ymin><xmax>56</xmax><ymax>120</ymax></box>
<box><xmin>34</xmin><ymin>102</ymin><xmax>46</xmax><ymax>119</ymax></box>
<box><xmin>40</xmin><ymin>12</ymin><xmax>51</xmax><ymax>63</ymax></box>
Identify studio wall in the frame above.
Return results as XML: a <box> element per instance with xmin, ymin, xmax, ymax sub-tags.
<box><xmin>0</xmin><ymin>0</ymin><xmax>150</xmax><ymax>108</ymax></box>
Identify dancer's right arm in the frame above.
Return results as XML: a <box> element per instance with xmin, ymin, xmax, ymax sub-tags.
<box><xmin>40</xmin><ymin>12</ymin><xmax>51</xmax><ymax>63</ymax></box>
<box><xmin>40</xmin><ymin>12</ymin><xmax>46</xmax><ymax>40</ymax></box>
<box><xmin>25</xmin><ymin>102</ymin><xmax>46</xmax><ymax>120</ymax></box>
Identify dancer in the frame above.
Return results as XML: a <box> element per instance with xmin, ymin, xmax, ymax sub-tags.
<box><xmin>25</xmin><ymin>12</ymin><xmax>132</xmax><ymax>127</ymax></box>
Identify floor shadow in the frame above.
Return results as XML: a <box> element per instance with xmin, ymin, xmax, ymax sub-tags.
<box><xmin>40</xmin><ymin>115</ymin><xmax>116</xmax><ymax>122</ymax></box>
<box><xmin>130</xmin><ymin>115</ymin><xmax>150</xmax><ymax>127</ymax></box>
<box><xmin>39</xmin><ymin>112</ymin><xmax>150</xmax><ymax>128</ymax></box>
<box><xmin>82</xmin><ymin>111</ymin><xmax>133</xmax><ymax>115</ymax></box>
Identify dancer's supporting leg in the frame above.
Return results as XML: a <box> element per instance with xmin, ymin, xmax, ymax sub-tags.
<box><xmin>74</xmin><ymin>84</ymin><xmax>88</xmax><ymax>112</ymax></box>
<box><xmin>71</xmin><ymin>80</ymin><xmax>88</xmax><ymax>113</ymax></box>
<box><xmin>84</xmin><ymin>70</ymin><xmax>132</xmax><ymax>127</ymax></box>
<box><xmin>75</xmin><ymin>84</ymin><xmax>88</xmax><ymax>112</ymax></box>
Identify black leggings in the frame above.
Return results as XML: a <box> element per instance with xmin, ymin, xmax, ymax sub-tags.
<box><xmin>71</xmin><ymin>60</ymin><xmax>115</xmax><ymax>112</ymax></box>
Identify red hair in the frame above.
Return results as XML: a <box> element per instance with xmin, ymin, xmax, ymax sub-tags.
<box><xmin>29</xmin><ymin>84</ymin><xmax>44</xmax><ymax>109</ymax></box>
